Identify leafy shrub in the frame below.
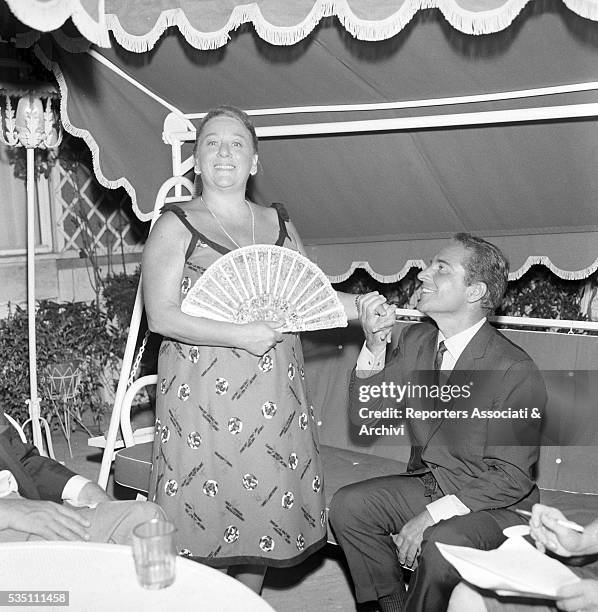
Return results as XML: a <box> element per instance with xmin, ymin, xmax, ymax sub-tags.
<box><xmin>0</xmin><ymin>300</ymin><xmax>120</xmax><ymax>426</ymax></box>
<box><xmin>103</xmin><ymin>268</ymin><xmax>161</xmax><ymax>392</ymax></box>
<box><xmin>498</xmin><ymin>266</ymin><xmax>585</xmax><ymax>321</ymax></box>
<box><xmin>333</xmin><ymin>268</ymin><xmax>419</xmax><ymax>307</ymax></box>
<box><xmin>103</xmin><ymin>268</ymin><xmax>139</xmax><ymax>326</ymax></box>
<box><xmin>102</xmin><ymin>268</ymin><xmax>140</xmax><ymax>358</ymax></box>
<box><xmin>335</xmin><ymin>265</ymin><xmax>587</xmax><ymax>325</ymax></box>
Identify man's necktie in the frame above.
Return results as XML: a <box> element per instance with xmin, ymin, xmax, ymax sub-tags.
<box><xmin>409</xmin><ymin>341</ymin><xmax>448</xmax><ymax>472</ymax></box>
<box><xmin>434</xmin><ymin>340</ymin><xmax>447</xmax><ymax>373</ymax></box>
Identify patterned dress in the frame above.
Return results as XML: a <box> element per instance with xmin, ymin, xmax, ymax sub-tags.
<box><xmin>148</xmin><ymin>203</ymin><xmax>327</xmax><ymax>568</ymax></box>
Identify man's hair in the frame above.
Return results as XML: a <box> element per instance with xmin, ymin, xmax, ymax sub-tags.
<box><xmin>193</xmin><ymin>105</ymin><xmax>258</xmax><ymax>158</ymax></box>
<box><xmin>453</xmin><ymin>232</ymin><xmax>509</xmax><ymax>313</ymax></box>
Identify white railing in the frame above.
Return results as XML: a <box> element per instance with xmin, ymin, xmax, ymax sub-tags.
<box><xmin>395</xmin><ymin>308</ymin><xmax>598</xmax><ymax>333</ymax></box>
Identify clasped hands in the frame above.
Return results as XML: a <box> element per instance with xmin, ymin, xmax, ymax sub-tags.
<box><xmin>357</xmin><ymin>292</ymin><xmax>397</xmax><ymax>353</ymax></box>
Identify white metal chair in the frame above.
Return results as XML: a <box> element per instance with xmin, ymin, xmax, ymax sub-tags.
<box><xmin>3</xmin><ymin>413</ymin><xmax>28</xmax><ymax>444</ymax></box>
<box><xmin>6</xmin><ymin>412</ymin><xmax>57</xmax><ymax>459</ymax></box>
<box><xmin>92</xmin><ymin>176</ymin><xmax>194</xmax><ymax>490</ymax></box>
<box><xmin>112</xmin><ymin>376</ymin><xmax>156</xmax><ymax>499</ymax></box>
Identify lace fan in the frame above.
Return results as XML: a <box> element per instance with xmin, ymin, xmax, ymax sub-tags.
<box><xmin>181</xmin><ymin>244</ymin><xmax>347</xmax><ymax>332</ymax></box>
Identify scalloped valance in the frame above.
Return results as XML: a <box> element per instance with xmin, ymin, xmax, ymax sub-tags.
<box><xmin>305</xmin><ymin>234</ymin><xmax>598</xmax><ymax>283</ymax></box>
<box><xmin>6</xmin><ymin>0</ymin><xmax>598</xmax><ymax>49</ymax></box>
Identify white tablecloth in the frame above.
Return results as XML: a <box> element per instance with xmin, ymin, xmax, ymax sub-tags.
<box><xmin>0</xmin><ymin>541</ymin><xmax>276</xmax><ymax>611</ymax></box>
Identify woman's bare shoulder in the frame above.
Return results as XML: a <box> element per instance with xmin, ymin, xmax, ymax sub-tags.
<box><xmin>252</xmin><ymin>201</ymin><xmax>282</xmax><ymax>227</ymax></box>
<box><xmin>154</xmin><ymin>199</ymin><xmax>206</xmax><ymax>230</ymax></box>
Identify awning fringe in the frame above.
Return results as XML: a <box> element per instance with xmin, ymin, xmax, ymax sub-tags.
<box><xmin>10</xmin><ymin>0</ymin><xmax>598</xmax><ymax>53</ymax></box>
<box><xmin>563</xmin><ymin>0</ymin><xmax>598</xmax><ymax>21</ymax></box>
<box><xmin>325</xmin><ymin>255</ymin><xmax>598</xmax><ymax>283</ymax></box>
<box><xmin>508</xmin><ymin>256</ymin><xmax>598</xmax><ymax>281</ymax></box>
<box><xmin>106</xmin><ymin>3</ymin><xmax>338</xmax><ymax>52</ymax></box>
<box><xmin>104</xmin><ymin>0</ymin><xmax>598</xmax><ymax>53</ymax></box>
<box><xmin>429</xmin><ymin>0</ymin><xmax>532</xmax><ymax>36</ymax></box>
<box><xmin>5</xmin><ymin>0</ymin><xmax>109</xmax><ymax>47</ymax></box>
<box><xmin>34</xmin><ymin>44</ymin><xmax>141</xmax><ymax>217</ymax></box>
<box><xmin>325</xmin><ymin>259</ymin><xmax>426</xmax><ymax>284</ymax></box>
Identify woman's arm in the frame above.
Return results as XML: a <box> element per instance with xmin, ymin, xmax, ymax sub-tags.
<box><xmin>142</xmin><ymin>213</ymin><xmax>282</xmax><ymax>356</ymax></box>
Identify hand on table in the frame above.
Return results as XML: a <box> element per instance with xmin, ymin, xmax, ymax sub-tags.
<box><xmin>556</xmin><ymin>579</ymin><xmax>598</xmax><ymax>611</ymax></box>
<box><xmin>0</xmin><ymin>497</ymin><xmax>91</xmax><ymax>541</ymax></box>
<box><xmin>392</xmin><ymin>509</ymin><xmax>434</xmax><ymax>570</ymax></box>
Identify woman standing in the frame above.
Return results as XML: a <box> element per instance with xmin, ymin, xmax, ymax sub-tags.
<box><xmin>142</xmin><ymin>105</ymin><xmax>364</xmax><ymax>592</ymax></box>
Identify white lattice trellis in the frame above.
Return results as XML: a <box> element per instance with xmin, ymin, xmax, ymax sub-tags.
<box><xmin>53</xmin><ymin>155</ymin><xmax>142</xmax><ymax>255</ymax></box>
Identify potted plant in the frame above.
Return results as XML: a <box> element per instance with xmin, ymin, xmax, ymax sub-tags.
<box><xmin>0</xmin><ymin>300</ymin><xmax>119</xmax><ymax>455</ymax></box>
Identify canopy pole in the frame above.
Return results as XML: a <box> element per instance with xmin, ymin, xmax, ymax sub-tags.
<box><xmin>254</xmin><ymin>102</ymin><xmax>598</xmax><ymax>138</ymax></box>
<box><xmin>97</xmin><ymin>282</ymin><xmax>145</xmax><ymax>489</ymax></box>
<box><xmin>183</xmin><ymin>81</ymin><xmax>598</xmax><ymax>120</ymax></box>
<box><xmin>97</xmin><ymin>177</ymin><xmax>195</xmax><ymax>490</ymax></box>
<box><xmin>86</xmin><ymin>50</ymin><xmax>194</xmax><ymax>131</ymax></box>
<box><xmin>169</xmin><ymin>100</ymin><xmax>598</xmax><ymax>144</ymax></box>
<box><xmin>25</xmin><ymin>147</ymin><xmax>45</xmax><ymax>455</ymax></box>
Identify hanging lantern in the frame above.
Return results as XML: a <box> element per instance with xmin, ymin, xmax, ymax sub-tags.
<box><xmin>1</xmin><ymin>87</ymin><xmax>62</xmax><ymax>150</ymax></box>
<box><xmin>15</xmin><ymin>94</ymin><xmax>45</xmax><ymax>148</ymax></box>
<box><xmin>15</xmin><ymin>93</ymin><xmax>62</xmax><ymax>149</ymax></box>
<box><xmin>42</xmin><ymin>98</ymin><xmax>60</xmax><ymax>148</ymax></box>
<box><xmin>1</xmin><ymin>94</ymin><xmax>19</xmax><ymax>146</ymax></box>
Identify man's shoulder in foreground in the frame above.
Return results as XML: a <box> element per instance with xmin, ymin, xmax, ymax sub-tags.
<box><xmin>483</xmin><ymin>323</ymin><xmax>539</xmax><ymax>367</ymax></box>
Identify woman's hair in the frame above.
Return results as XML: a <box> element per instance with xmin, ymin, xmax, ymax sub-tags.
<box><xmin>453</xmin><ymin>232</ymin><xmax>509</xmax><ymax>313</ymax></box>
<box><xmin>193</xmin><ymin>105</ymin><xmax>258</xmax><ymax>157</ymax></box>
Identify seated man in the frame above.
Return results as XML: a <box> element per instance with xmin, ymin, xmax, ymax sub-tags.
<box><xmin>329</xmin><ymin>233</ymin><xmax>546</xmax><ymax>612</ymax></box>
<box><xmin>448</xmin><ymin>503</ymin><xmax>598</xmax><ymax>612</ymax></box>
<box><xmin>0</xmin><ymin>411</ymin><xmax>165</xmax><ymax>543</ymax></box>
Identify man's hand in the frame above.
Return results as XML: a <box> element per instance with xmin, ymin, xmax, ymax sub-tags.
<box><xmin>358</xmin><ymin>292</ymin><xmax>396</xmax><ymax>354</ymax></box>
<box><xmin>392</xmin><ymin>509</ymin><xmax>435</xmax><ymax>569</ymax></box>
<box><xmin>0</xmin><ymin>498</ymin><xmax>91</xmax><ymax>541</ymax></box>
<box><xmin>530</xmin><ymin>503</ymin><xmax>597</xmax><ymax>556</ymax></box>
<box><xmin>556</xmin><ymin>579</ymin><xmax>598</xmax><ymax>611</ymax></box>
<box><xmin>74</xmin><ymin>482</ymin><xmax>112</xmax><ymax>506</ymax></box>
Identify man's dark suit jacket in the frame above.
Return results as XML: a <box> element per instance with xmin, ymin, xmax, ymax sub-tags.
<box><xmin>0</xmin><ymin>412</ymin><xmax>76</xmax><ymax>502</ymax></box>
<box><xmin>350</xmin><ymin>321</ymin><xmax>547</xmax><ymax>511</ymax></box>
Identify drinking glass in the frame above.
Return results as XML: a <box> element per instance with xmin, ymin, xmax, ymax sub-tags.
<box><xmin>131</xmin><ymin>519</ymin><xmax>176</xmax><ymax>589</ymax></box>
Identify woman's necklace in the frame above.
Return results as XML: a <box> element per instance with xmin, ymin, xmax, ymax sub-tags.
<box><xmin>201</xmin><ymin>196</ymin><xmax>255</xmax><ymax>248</ymax></box>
